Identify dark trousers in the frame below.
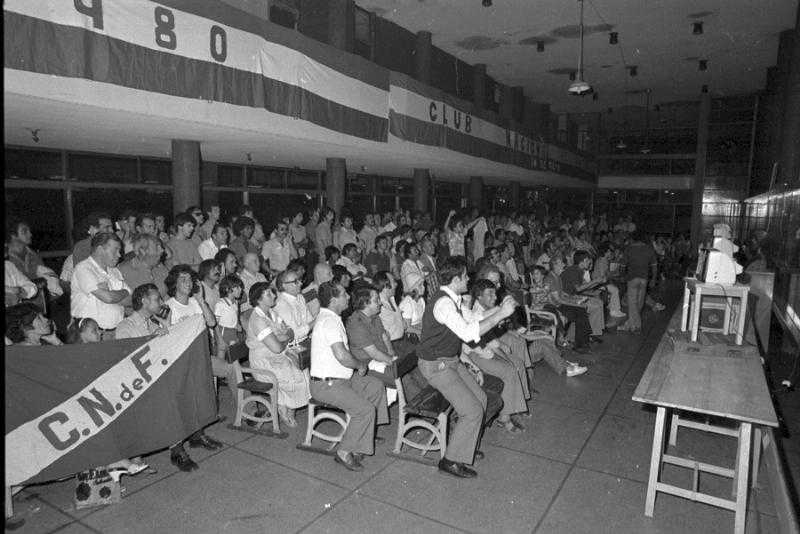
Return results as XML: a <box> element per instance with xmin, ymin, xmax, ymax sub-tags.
<box><xmin>558</xmin><ymin>304</ymin><xmax>591</xmax><ymax>348</ymax></box>
<box><xmin>309</xmin><ymin>374</ymin><xmax>388</xmax><ymax>455</ymax></box>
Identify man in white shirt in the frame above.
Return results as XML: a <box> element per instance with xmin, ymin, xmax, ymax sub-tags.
<box><xmin>309</xmin><ymin>282</ymin><xmax>388</xmax><ymax>472</ymax></box>
<box><xmin>198</xmin><ymin>224</ymin><xmax>229</xmax><ymax>261</ymax></box>
<box><xmin>262</xmin><ymin>221</ymin><xmax>297</xmax><ymax>273</ymax></box>
<box><xmin>333</xmin><ymin>213</ymin><xmax>360</xmax><ymax>251</ymax></box>
<box><xmin>70</xmin><ymin>233</ymin><xmax>131</xmax><ymax>339</ymax></box>
<box><xmin>274</xmin><ymin>270</ymin><xmax>314</xmax><ymax>344</ymax></box>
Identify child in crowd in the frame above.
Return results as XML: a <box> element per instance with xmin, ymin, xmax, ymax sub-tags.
<box><xmin>214</xmin><ymin>274</ymin><xmax>244</xmax><ymax>358</ymax></box>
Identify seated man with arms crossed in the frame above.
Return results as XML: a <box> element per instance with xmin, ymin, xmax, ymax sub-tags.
<box><xmin>310</xmin><ymin>281</ymin><xmax>389</xmax><ymax>472</ymax></box>
<box><xmin>416</xmin><ymin>256</ymin><xmax>518</xmax><ymax>479</ymax></box>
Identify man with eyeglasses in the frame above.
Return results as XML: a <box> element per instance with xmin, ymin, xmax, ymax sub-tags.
<box><xmin>274</xmin><ymin>269</ymin><xmax>314</xmax><ymax>347</ymax></box>
<box><xmin>262</xmin><ymin>222</ymin><xmax>297</xmax><ymax>274</ymax></box>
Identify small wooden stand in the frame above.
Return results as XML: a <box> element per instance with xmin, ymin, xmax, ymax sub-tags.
<box><xmin>681</xmin><ymin>278</ymin><xmax>750</xmax><ymax>345</ymax></box>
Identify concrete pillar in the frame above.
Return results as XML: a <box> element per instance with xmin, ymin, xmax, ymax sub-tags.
<box><xmin>413</xmin><ymin>168</ymin><xmax>430</xmax><ymax>212</ymax></box>
<box><xmin>171</xmin><ymin>140</ymin><xmax>201</xmax><ymax>215</ymax></box>
<box><xmin>328</xmin><ymin>0</ymin><xmax>353</xmax><ymax>52</ymax></box>
<box><xmin>509</xmin><ymin>180</ymin><xmax>520</xmax><ymax>210</ymax></box>
<box><xmin>690</xmin><ymin>94</ymin><xmax>712</xmax><ymax>248</ymax></box>
<box><xmin>326</xmin><ymin>157</ymin><xmax>347</xmax><ymax>216</ymax></box>
<box><xmin>414</xmin><ymin>31</ymin><xmax>432</xmax><ymax>84</ymax></box>
<box><xmin>779</xmin><ymin>16</ymin><xmax>800</xmax><ymax>186</ymax></box>
<box><xmin>469</xmin><ymin>176</ymin><xmax>484</xmax><ymax>210</ymax></box>
<box><xmin>473</xmin><ymin>64</ymin><xmax>487</xmax><ymax>109</ymax></box>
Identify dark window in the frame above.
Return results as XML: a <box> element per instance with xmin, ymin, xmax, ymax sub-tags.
<box><xmin>218</xmin><ymin>165</ymin><xmax>244</xmax><ymax>187</ymax></box>
<box><xmin>140</xmin><ymin>158</ymin><xmax>171</xmax><ymax>185</ymax></box>
<box><xmin>377</xmin><ymin>178</ymin><xmax>400</xmax><ymax>195</ymax></box>
<box><xmin>217</xmin><ymin>191</ymin><xmax>244</xmax><ymax>223</ymax></box>
<box><xmin>396</xmin><ymin>178</ymin><xmax>414</xmax><ymax>196</ymax></box>
<box><xmin>72</xmin><ymin>189</ymin><xmax>173</xmax><ymax>225</ymax></box>
<box><xmin>249</xmin><ymin>192</ymin><xmax>317</xmax><ymax>233</ymax></box>
<box><xmin>398</xmin><ymin>196</ymin><xmax>414</xmax><ymax>211</ymax></box>
<box><xmin>348</xmin><ymin>175</ymin><xmax>370</xmax><ymax>194</ymax></box>
<box><xmin>6</xmin><ymin>148</ymin><xmax>63</xmax><ymax>181</ymax></box>
<box><xmin>68</xmin><ymin>154</ymin><xmax>138</xmax><ymax>183</ymax></box>
<box><xmin>288</xmin><ymin>170</ymin><xmax>319</xmax><ymax>190</ymax></box>
<box><xmin>346</xmin><ymin>195</ymin><xmax>373</xmax><ymax>219</ymax></box>
<box><xmin>376</xmin><ymin>195</ymin><xmax>396</xmax><ymax>213</ymax></box>
<box><xmin>5</xmin><ymin>188</ymin><xmax>68</xmax><ymax>250</ymax></box>
<box><xmin>247</xmin><ymin>167</ymin><xmax>285</xmax><ymax>189</ymax></box>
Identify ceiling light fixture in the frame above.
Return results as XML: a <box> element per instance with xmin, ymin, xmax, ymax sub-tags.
<box><xmin>537</xmin><ymin>41</ymin><xmax>545</xmax><ymax>52</ymax></box>
<box><xmin>693</xmin><ymin>22</ymin><xmax>703</xmax><ymax>35</ymax></box>
<box><xmin>615</xmin><ymin>139</ymin><xmax>627</xmax><ymax>149</ymax></box>
<box><xmin>609</xmin><ymin>32</ymin><xmax>618</xmax><ymax>45</ymax></box>
<box><xmin>568</xmin><ymin>0</ymin><xmax>592</xmax><ymax>96</ymax></box>
<box><xmin>698</xmin><ymin>59</ymin><xmax>708</xmax><ymax>71</ymax></box>
<box><xmin>628</xmin><ymin>65</ymin><xmax>638</xmax><ymax>77</ymax></box>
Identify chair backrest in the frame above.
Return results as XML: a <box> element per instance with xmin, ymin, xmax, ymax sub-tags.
<box><xmin>227</xmin><ymin>342</ymin><xmax>249</xmax><ymax>363</ymax></box>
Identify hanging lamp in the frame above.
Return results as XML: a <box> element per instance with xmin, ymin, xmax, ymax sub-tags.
<box><xmin>568</xmin><ymin>0</ymin><xmax>592</xmax><ymax>95</ymax></box>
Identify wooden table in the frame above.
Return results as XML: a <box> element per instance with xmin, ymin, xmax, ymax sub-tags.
<box><xmin>681</xmin><ymin>278</ymin><xmax>750</xmax><ymax>344</ymax></box>
<box><xmin>633</xmin><ymin>309</ymin><xmax>778</xmax><ymax>534</ymax></box>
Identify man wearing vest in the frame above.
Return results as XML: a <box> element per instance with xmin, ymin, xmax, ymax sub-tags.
<box><xmin>417</xmin><ymin>256</ymin><xmax>519</xmax><ymax>478</ymax></box>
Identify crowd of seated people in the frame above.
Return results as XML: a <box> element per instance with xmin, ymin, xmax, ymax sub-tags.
<box><xmin>6</xmin><ymin>202</ymin><xmax>683</xmax><ymax>479</ymax></box>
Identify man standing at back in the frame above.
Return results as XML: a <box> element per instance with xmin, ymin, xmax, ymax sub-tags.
<box><xmin>416</xmin><ymin>256</ymin><xmax>517</xmax><ymax>478</ymax></box>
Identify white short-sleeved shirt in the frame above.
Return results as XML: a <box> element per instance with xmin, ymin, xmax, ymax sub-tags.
<box><xmin>310</xmin><ymin>308</ymin><xmax>352</xmax><ymax>379</ymax></box>
<box><xmin>398</xmin><ymin>295</ymin><xmax>425</xmax><ymax>327</ymax></box>
<box><xmin>214</xmin><ymin>298</ymin><xmax>239</xmax><ymax>329</ymax></box>
<box><xmin>379</xmin><ymin>295</ymin><xmax>405</xmax><ymax>341</ymax></box>
<box><xmin>167</xmin><ymin>297</ymin><xmax>203</xmax><ymax>325</ymax></box>
<box><xmin>198</xmin><ymin>239</ymin><xmax>223</xmax><ymax>261</ymax></box>
<box><xmin>70</xmin><ymin>256</ymin><xmax>130</xmax><ymax>330</ymax></box>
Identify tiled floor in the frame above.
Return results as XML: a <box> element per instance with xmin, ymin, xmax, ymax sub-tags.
<box><xmin>8</xmin><ymin>294</ymin><xmax>795</xmax><ymax>534</ymax></box>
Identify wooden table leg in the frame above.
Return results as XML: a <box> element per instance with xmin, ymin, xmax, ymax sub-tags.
<box><xmin>5</xmin><ymin>485</ymin><xmax>12</xmax><ymax>520</ymax></box>
<box><xmin>681</xmin><ymin>284</ymin><xmax>690</xmax><ymax>331</ymax></box>
<box><xmin>736</xmin><ymin>292</ymin><xmax>747</xmax><ymax>345</ymax></box>
<box><xmin>645</xmin><ymin>407</ymin><xmax>667</xmax><ymax>517</ymax></box>
<box><xmin>724</xmin><ymin>297</ymin><xmax>732</xmax><ymax>335</ymax></box>
<box><xmin>733</xmin><ymin>422</ymin><xmax>752</xmax><ymax>534</ymax></box>
<box><xmin>691</xmin><ymin>287</ymin><xmax>702</xmax><ymax>342</ymax></box>
<box><xmin>751</xmin><ymin>426</ymin><xmax>762</xmax><ymax>489</ymax></box>
<box><xmin>669</xmin><ymin>412</ymin><xmax>680</xmax><ymax>446</ymax></box>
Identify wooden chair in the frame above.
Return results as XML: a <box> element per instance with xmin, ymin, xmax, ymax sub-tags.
<box><xmin>387</xmin><ymin>353</ymin><xmax>453</xmax><ymax>465</ymax></box>
<box><xmin>226</xmin><ymin>343</ymin><xmax>286</xmax><ymax>438</ymax></box>
<box><xmin>296</xmin><ymin>399</ymin><xmax>351</xmax><ymax>455</ymax></box>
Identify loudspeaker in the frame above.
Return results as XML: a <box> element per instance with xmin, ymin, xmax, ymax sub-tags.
<box><xmin>74</xmin><ymin>468</ymin><xmax>121</xmax><ymax>509</ymax></box>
